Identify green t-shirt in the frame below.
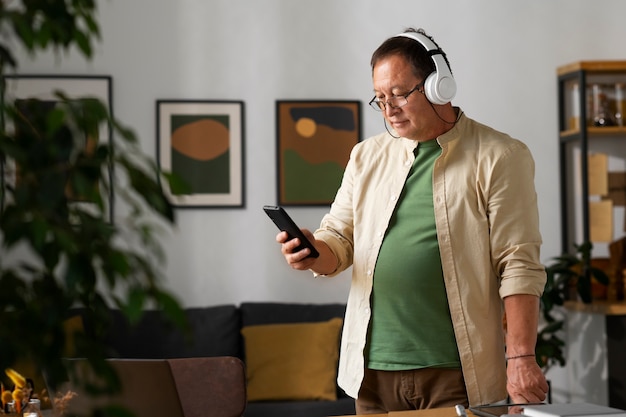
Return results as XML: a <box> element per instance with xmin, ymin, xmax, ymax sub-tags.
<box><xmin>367</xmin><ymin>139</ymin><xmax>460</xmax><ymax>371</ymax></box>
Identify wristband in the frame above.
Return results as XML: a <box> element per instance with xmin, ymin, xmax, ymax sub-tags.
<box><xmin>506</xmin><ymin>353</ymin><xmax>535</xmax><ymax>360</ymax></box>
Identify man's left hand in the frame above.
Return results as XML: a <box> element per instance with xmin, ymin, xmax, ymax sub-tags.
<box><xmin>506</xmin><ymin>356</ymin><xmax>549</xmax><ymax>403</ymax></box>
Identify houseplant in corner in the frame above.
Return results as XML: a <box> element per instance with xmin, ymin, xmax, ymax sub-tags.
<box><xmin>0</xmin><ymin>0</ymin><xmax>187</xmax><ymax>413</ymax></box>
<box><xmin>535</xmin><ymin>241</ymin><xmax>609</xmax><ymax>372</ymax></box>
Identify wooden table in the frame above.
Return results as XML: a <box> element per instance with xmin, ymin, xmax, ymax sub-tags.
<box><xmin>390</xmin><ymin>407</ymin><xmax>462</xmax><ymax>416</ymax></box>
<box><xmin>337</xmin><ymin>406</ymin><xmax>470</xmax><ymax>417</ymax></box>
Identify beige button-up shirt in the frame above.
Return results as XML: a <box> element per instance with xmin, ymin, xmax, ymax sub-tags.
<box><xmin>314</xmin><ymin>111</ymin><xmax>546</xmax><ymax>406</ymax></box>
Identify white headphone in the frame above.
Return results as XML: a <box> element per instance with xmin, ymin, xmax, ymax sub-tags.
<box><xmin>395</xmin><ymin>32</ymin><xmax>457</xmax><ymax>105</ymax></box>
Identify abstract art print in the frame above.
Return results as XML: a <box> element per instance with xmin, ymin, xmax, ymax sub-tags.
<box><xmin>157</xmin><ymin>100</ymin><xmax>245</xmax><ymax>208</ymax></box>
<box><xmin>2</xmin><ymin>75</ymin><xmax>114</xmax><ymax>222</ymax></box>
<box><xmin>276</xmin><ymin>100</ymin><xmax>361</xmax><ymax>206</ymax></box>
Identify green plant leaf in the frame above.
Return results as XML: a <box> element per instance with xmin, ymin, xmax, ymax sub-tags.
<box><xmin>29</xmin><ymin>216</ymin><xmax>48</xmax><ymax>251</ymax></box>
<box><xmin>590</xmin><ymin>267</ymin><xmax>610</xmax><ymax>285</ymax></box>
<box><xmin>155</xmin><ymin>290</ymin><xmax>187</xmax><ymax>329</ymax></box>
<box><xmin>162</xmin><ymin>171</ymin><xmax>192</xmax><ymax>195</ymax></box>
<box><xmin>123</xmin><ymin>289</ymin><xmax>146</xmax><ymax>324</ymax></box>
<box><xmin>0</xmin><ymin>2</ymin><xmax>184</xmax><ymax>410</ymax></box>
<box><xmin>73</xmin><ymin>29</ymin><xmax>92</xmax><ymax>57</ymax></box>
<box><xmin>11</xmin><ymin>13</ymin><xmax>35</xmax><ymax>50</ymax></box>
<box><xmin>0</xmin><ymin>43</ymin><xmax>17</xmax><ymax>68</ymax></box>
<box><xmin>577</xmin><ymin>275</ymin><xmax>592</xmax><ymax>303</ymax></box>
<box><xmin>120</xmin><ymin>157</ymin><xmax>175</xmax><ymax>222</ymax></box>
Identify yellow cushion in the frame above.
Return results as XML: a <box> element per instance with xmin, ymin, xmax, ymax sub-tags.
<box><xmin>61</xmin><ymin>314</ymin><xmax>83</xmax><ymax>357</ymax></box>
<box><xmin>241</xmin><ymin>317</ymin><xmax>343</xmax><ymax>402</ymax></box>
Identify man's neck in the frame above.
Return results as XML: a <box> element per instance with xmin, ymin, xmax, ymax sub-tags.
<box><xmin>421</xmin><ymin>105</ymin><xmax>458</xmax><ymax>141</ymax></box>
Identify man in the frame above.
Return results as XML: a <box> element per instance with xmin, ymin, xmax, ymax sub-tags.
<box><xmin>276</xmin><ymin>28</ymin><xmax>549</xmax><ymax>413</ymax></box>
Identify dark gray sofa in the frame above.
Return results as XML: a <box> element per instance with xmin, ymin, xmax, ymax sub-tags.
<box><xmin>88</xmin><ymin>302</ymin><xmax>355</xmax><ymax>417</ymax></box>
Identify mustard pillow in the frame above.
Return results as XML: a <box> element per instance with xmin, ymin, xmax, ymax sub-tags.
<box><xmin>241</xmin><ymin>317</ymin><xmax>343</xmax><ymax>402</ymax></box>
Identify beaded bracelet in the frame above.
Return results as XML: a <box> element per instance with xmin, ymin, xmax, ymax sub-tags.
<box><xmin>506</xmin><ymin>353</ymin><xmax>535</xmax><ymax>360</ymax></box>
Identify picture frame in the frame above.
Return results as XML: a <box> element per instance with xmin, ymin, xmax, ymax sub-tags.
<box><xmin>276</xmin><ymin>100</ymin><xmax>361</xmax><ymax>206</ymax></box>
<box><xmin>156</xmin><ymin>100</ymin><xmax>245</xmax><ymax>208</ymax></box>
<box><xmin>1</xmin><ymin>74</ymin><xmax>114</xmax><ymax>222</ymax></box>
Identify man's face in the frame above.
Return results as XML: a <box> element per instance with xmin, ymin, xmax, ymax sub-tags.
<box><xmin>372</xmin><ymin>54</ymin><xmax>438</xmax><ymax>141</ymax></box>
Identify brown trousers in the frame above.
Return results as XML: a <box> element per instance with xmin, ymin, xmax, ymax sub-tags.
<box><xmin>356</xmin><ymin>368</ymin><xmax>469</xmax><ymax>414</ymax></box>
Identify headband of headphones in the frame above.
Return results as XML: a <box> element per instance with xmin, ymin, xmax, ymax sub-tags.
<box><xmin>394</xmin><ymin>32</ymin><xmax>457</xmax><ymax>105</ymax></box>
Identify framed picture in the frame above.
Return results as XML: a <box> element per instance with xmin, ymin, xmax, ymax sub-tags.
<box><xmin>156</xmin><ymin>100</ymin><xmax>245</xmax><ymax>208</ymax></box>
<box><xmin>2</xmin><ymin>74</ymin><xmax>114</xmax><ymax>222</ymax></box>
<box><xmin>276</xmin><ymin>100</ymin><xmax>361</xmax><ymax>206</ymax></box>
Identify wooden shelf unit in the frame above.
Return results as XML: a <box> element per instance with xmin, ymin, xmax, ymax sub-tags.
<box><xmin>557</xmin><ymin>60</ymin><xmax>626</xmax><ymax>256</ymax></box>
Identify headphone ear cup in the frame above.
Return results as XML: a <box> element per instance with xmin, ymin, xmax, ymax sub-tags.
<box><xmin>424</xmin><ymin>71</ymin><xmax>457</xmax><ymax>105</ymax></box>
<box><xmin>423</xmin><ymin>72</ymin><xmax>439</xmax><ymax>104</ymax></box>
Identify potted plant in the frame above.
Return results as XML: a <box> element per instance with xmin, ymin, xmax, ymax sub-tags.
<box><xmin>535</xmin><ymin>242</ymin><xmax>609</xmax><ymax>371</ymax></box>
<box><xmin>0</xmin><ymin>0</ymin><xmax>186</xmax><ymax>413</ymax></box>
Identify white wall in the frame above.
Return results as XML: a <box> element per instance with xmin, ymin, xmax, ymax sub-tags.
<box><xmin>11</xmin><ymin>0</ymin><xmax>626</xmax><ymax>309</ymax></box>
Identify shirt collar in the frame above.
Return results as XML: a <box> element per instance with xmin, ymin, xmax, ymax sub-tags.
<box><xmin>436</xmin><ymin>107</ymin><xmax>464</xmax><ymax>147</ymax></box>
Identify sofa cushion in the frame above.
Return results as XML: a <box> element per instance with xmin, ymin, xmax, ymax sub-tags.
<box><xmin>240</xmin><ymin>302</ymin><xmax>349</xmax><ymax>400</ymax></box>
<box><xmin>241</xmin><ymin>318</ymin><xmax>343</xmax><ymax>402</ymax></box>
<box><xmin>240</xmin><ymin>302</ymin><xmax>346</xmax><ymax>327</ymax></box>
<box><xmin>104</xmin><ymin>305</ymin><xmax>241</xmax><ymax>359</ymax></box>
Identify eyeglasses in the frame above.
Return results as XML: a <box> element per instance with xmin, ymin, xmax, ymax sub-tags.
<box><xmin>369</xmin><ymin>81</ymin><xmax>425</xmax><ymax>112</ymax></box>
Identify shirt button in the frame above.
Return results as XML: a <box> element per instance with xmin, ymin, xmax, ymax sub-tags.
<box><xmin>391</xmin><ymin>195</ymin><xmax>397</xmax><ymax>201</ymax></box>
<box><xmin>364</xmin><ymin>308</ymin><xmax>370</xmax><ymax>315</ymax></box>
<box><xmin>366</xmin><ymin>270</ymin><xmax>372</xmax><ymax>275</ymax></box>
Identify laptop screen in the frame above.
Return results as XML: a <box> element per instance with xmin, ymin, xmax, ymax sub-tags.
<box><xmin>51</xmin><ymin>359</ymin><xmax>185</xmax><ymax>417</ymax></box>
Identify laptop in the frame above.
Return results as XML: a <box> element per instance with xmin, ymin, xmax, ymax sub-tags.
<box><xmin>49</xmin><ymin>359</ymin><xmax>185</xmax><ymax>417</ymax></box>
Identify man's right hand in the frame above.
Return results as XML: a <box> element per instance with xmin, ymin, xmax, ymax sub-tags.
<box><xmin>276</xmin><ymin>229</ymin><xmax>338</xmax><ymax>275</ymax></box>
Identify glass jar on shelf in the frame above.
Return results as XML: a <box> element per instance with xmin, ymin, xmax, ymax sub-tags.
<box><xmin>590</xmin><ymin>83</ymin><xmax>616</xmax><ymax>127</ymax></box>
<box><xmin>614</xmin><ymin>82</ymin><xmax>625</xmax><ymax>126</ymax></box>
<box><xmin>568</xmin><ymin>81</ymin><xmax>581</xmax><ymax>130</ymax></box>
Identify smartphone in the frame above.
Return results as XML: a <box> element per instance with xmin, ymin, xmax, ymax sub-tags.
<box><xmin>263</xmin><ymin>205</ymin><xmax>320</xmax><ymax>258</ymax></box>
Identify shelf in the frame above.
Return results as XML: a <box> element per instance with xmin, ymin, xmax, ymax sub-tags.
<box><xmin>558</xmin><ymin>60</ymin><xmax>626</xmax><ymax>260</ymax></box>
<box><xmin>564</xmin><ymin>300</ymin><xmax>626</xmax><ymax>316</ymax></box>
<box><xmin>560</xmin><ymin>126</ymin><xmax>626</xmax><ymax>138</ymax></box>
<box><xmin>558</xmin><ymin>60</ymin><xmax>626</xmax><ymax>76</ymax></box>
<box><xmin>559</xmin><ymin>63</ymin><xmax>626</xmax><ymax>409</ymax></box>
